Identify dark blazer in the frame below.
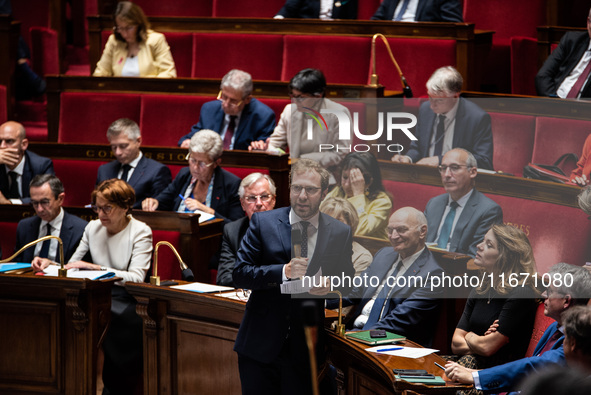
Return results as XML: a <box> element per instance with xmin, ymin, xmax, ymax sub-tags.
<box><xmin>345</xmin><ymin>247</ymin><xmax>443</xmax><ymax>347</ymax></box>
<box><xmin>233</xmin><ymin>207</ymin><xmax>354</xmax><ymax>364</ymax></box>
<box><xmin>478</xmin><ymin>321</ymin><xmax>565</xmax><ymax>393</ymax></box>
<box><xmin>153</xmin><ymin>166</ymin><xmax>243</xmax><ymax>223</ymax></box>
<box><xmin>536</xmin><ymin>31</ymin><xmax>591</xmax><ymax>98</ymax></box>
<box><xmin>276</xmin><ymin>0</ymin><xmax>358</xmax><ymax>19</ymax></box>
<box><xmin>96</xmin><ymin>155</ymin><xmax>172</xmax><ymax>209</ymax></box>
<box><xmin>217</xmin><ymin>216</ymin><xmax>249</xmax><ymax>287</ymax></box>
<box><xmin>14</xmin><ymin>211</ymin><xmax>88</xmax><ymax>263</ymax></box>
<box><xmin>371</xmin><ymin>0</ymin><xmax>463</xmax><ymax>22</ymax></box>
<box><xmin>425</xmin><ymin>189</ymin><xmax>503</xmax><ymax>257</ymax></box>
<box><xmin>0</xmin><ymin>150</ymin><xmax>54</xmax><ymax>204</ymax></box>
<box><xmin>406</xmin><ymin>98</ymin><xmax>494</xmax><ymax>170</ymax></box>
<box><xmin>178</xmin><ymin>98</ymin><xmax>276</xmax><ymax>150</ymax></box>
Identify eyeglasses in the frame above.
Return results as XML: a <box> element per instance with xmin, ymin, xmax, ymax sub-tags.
<box><xmin>187</xmin><ymin>157</ymin><xmax>215</xmax><ymax>169</ymax></box>
<box><xmin>289</xmin><ymin>92</ymin><xmax>315</xmax><ymax>102</ymax></box>
<box><xmin>244</xmin><ymin>194</ymin><xmax>273</xmax><ymax>203</ymax></box>
<box><xmin>290</xmin><ymin>185</ymin><xmax>322</xmax><ymax>195</ymax></box>
<box><xmin>217</xmin><ymin>90</ymin><xmax>243</xmax><ymax>108</ymax></box>
<box><xmin>113</xmin><ymin>25</ymin><xmax>136</xmax><ymax>33</ymax></box>
<box><xmin>92</xmin><ymin>204</ymin><xmax>114</xmax><ymax>215</ymax></box>
<box><xmin>438</xmin><ymin>164</ymin><xmax>469</xmax><ymax>174</ymax></box>
<box><xmin>31</xmin><ymin>199</ymin><xmax>52</xmax><ymax>209</ymax></box>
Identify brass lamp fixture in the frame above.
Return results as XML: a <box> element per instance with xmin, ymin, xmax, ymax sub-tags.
<box><xmin>369</xmin><ymin>33</ymin><xmax>413</xmax><ymax>98</ymax></box>
<box><xmin>0</xmin><ymin>235</ymin><xmax>66</xmax><ymax>277</ymax></box>
<box><xmin>150</xmin><ymin>241</ymin><xmax>192</xmax><ymax>285</ymax></box>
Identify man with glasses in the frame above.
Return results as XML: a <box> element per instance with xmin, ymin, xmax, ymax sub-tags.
<box><xmin>391</xmin><ymin>66</ymin><xmax>493</xmax><ymax>170</ymax></box>
<box><xmin>216</xmin><ymin>173</ymin><xmax>277</xmax><ymax>287</ymax></box>
<box><xmin>424</xmin><ymin>148</ymin><xmax>502</xmax><ymax>257</ymax></box>
<box><xmin>178</xmin><ymin>69</ymin><xmax>276</xmax><ymax>150</ymax></box>
<box><xmin>14</xmin><ymin>174</ymin><xmax>88</xmax><ymax>263</ymax></box>
<box><xmin>233</xmin><ymin>158</ymin><xmax>354</xmax><ymax>395</ymax></box>
<box><xmin>96</xmin><ymin>118</ymin><xmax>171</xmax><ymax>208</ymax></box>
<box><xmin>536</xmin><ymin>7</ymin><xmax>591</xmax><ymax>98</ymax></box>
<box><xmin>445</xmin><ymin>262</ymin><xmax>591</xmax><ymax>393</ymax></box>
<box><xmin>0</xmin><ymin>121</ymin><xmax>54</xmax><ymax>205</ymax></box>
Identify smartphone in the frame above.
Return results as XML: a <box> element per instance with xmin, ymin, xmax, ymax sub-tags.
<box><xmin>392</xmin><ymin>369</ymin><xmax>431</xmax><ymax>376</ymax></box>
<box><xmin>370</xmin><ymin>329</ymin><xmax>387</xmax><ymax>338</ymax></box>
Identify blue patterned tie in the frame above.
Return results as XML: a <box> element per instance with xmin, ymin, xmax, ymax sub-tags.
<box><xmin>433</xmin><ymin>114</ymin><xmax>446</xmax><ymax>157</ymax></box>
<box><xmin>394</xmin><ymin>0</ymin><xmax>412</xmax><ymax>21</ymax></box>
<box><xmin>300</xmin><ymin>221</ymin><xmax>309</xmax><ymax>258</ymax></box>
<box><xmin>437</xmin><ymin>201</ymin><xmax>459</xmax><ymax>249</ymax></box>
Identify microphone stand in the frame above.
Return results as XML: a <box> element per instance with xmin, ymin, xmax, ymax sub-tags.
<box><xmin>150</xmin><ymin>241</ymin><xmax>193</xmax><ymax>285</ymax></box>
<box><xmin>302</xmin><ymin>300</ymin><xmax>320</xmax><ymax>395</ymax></box>
<box><xmin>0</xmin><ymin>235</ymin><xmax>66</xmax><ymax>277</ymax></box>
<box><xmin>369</xmin><ymin>33</ymin><xmax>413</xmax><ymax>98</ymax></box>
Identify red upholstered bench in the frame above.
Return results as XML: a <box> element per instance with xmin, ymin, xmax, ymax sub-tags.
<box><xmin>52</xmin><ymin>159</ymin><xmax>108</xmax><ymax>207</ymax></box>
<box><xmin>258</xmin><ymin>98</ymin><xmax>290</xmax><ymax>125</ymax></box>
<box><xmin>162</xmin><ymin>32</ymin><xmax>194</xmax><ymax>78</ymax></box>
<box><xmin>151</xmin><ymin>230</ymin><xmax>183</xmax><ymax>280</ymax></box>
<box><xmin>281</xmin><ymin>35</ymin><xmax>371</xmax><ymax>85</ymax></box>
<box><xmin>531</xmin><ymin>117</ymin><xmax>591</xmax><ymax>176</ymax></box>
<box><xmin>140</xmin><ymin>94</ymin><xmax>214</xmax><ymax>146</ymax></box>
<box><xmin>489</xmin><ymin>194</ymin><xmax>591</xmax><ymax>274</ymax></box>
<box><xmin>358</xmin><ymin>0</ymin><xmax>382</xmax><ymax>19</ymax></box>
<box><xmin>192</xmin><ymin>33</ymin><xmax>284</xmax><ymax>80</ymax></box>
<box><xmin>489</xmin><ymin>112</ymin><xmax>535</xmax><ymax>176</ymax></box>
<box><xmin>213</xmin><ymin>0</ymin><xmax>285</xmax><ymax>17</ymax></box>
<box><xmin>133</xmin><ymin>0</ymin><xmax>212</xmax><ymax>16</ymax></box>
<box><xmin>58</xmin><ymin>92</ymin><xmax>141</xmax><ymax>143</ymax></box>
<box><xmin>525</xmin><ymin>303</ymin><xmax>555</xmax><ymax>357</ymax></box>
<box><xmin>382</xmin><ymin>180</ymin><xmax>442</xmax><ymax>213</ymax></box>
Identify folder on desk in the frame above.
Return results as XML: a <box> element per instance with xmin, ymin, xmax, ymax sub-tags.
<box><xmin>0</xmin><ymin>263</ymin><xmax>32</xmax><ymax>273</ymax></box>
<box><xmin>395</xmin><ymin>374</ymin><xmax>446</xmax><ymax>385</ymax></box>
<box><xmin>346</xmin><ymin>330</ymin><xmax>406</xmax><ymax>345</ymax></box>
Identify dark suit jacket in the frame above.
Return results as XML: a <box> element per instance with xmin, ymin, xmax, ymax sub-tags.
<box><xmin>96</xmin><ymin>155</ymin><xmax>172</xmax><ymax>209</ymax></box>
<box><xmin>536</xmin><ymin>31</ymin><xmax>591</xmax><ymax>98</ymax></box>
<box><xmin>406</xmin><ymin>98</ymin><xmax>494</xmax><ymax>170</ymax></box>
<box><xmin>345</xmin><ymin>247</ymin><xmax>443</xmax><ymax>347</ymax></box>
<box><xmin>233</xmin><ymin>207</ymin><xmax>354</xmax><ymax>364</ymax></box>
<box><xmin>154</xmin><ymin>166</ymin><xmax>243</xmax><ymax>223</ymax></box>
<box><xmin>216</xmin><ymin>216</ymin><xmax>249</xmax><ymax>287</ymax></box>
<box><xmin>478</xmin><ymin>321</ymin><xmax>565</xmax><ymax>393</ymax></box>
<box><xmin>14</xmin><ymin>211</ymin><xmax>88</xmax><ymax>263</ymax></box>
<box><xmin>178</xmin><ymin>98</ymin><xmax>276</xmax><ymax>150</ymax></box>
<box><xmin>276</xmin><ymin>0</ymin><xmax>357</xmax><ymax>19</ymax></box>
<box><xmin>425</xmin><ymin>189</ymin><xmax>503</xmax><ymax>257</ymax></box>
<box><xmin>371</xmin><ymin>0</ymin><xmax>463</xmax><ymax>22</ymax></box>
<box><xmin>0</xmin><ymin>150</ymin><xmax>54</xmax><ymax>204</ymax></box>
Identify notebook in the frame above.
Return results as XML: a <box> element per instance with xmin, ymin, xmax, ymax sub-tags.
<box><xmin>346</xmin><ymin>330</ymin><xmax>406</xmax><ymax>345</ymax></box>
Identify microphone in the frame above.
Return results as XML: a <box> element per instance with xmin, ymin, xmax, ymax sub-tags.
<box><xmin>151</xmin><ymin>241</ymin><xmax>192</xmax><ymax>286</ymax></box>
<box><xmin>292</xmin><ymin>226</ymin><xmax>302</xmax><ymax>258</ymax></box>
<box><xmin>369</xmin><ymin>33</ymin><xmax>413</xmax><ymax>98</ymax></box>
<box><xmin>1</xmin><ymin>235</ymin><xmax>66</xmax><ymax>277</ymax></box>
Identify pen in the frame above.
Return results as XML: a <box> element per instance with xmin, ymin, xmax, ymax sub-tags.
<box><xmin>377</xmin><ymin>347</ymin><xmax>403</xmax><ymax>352</ymax></box>
<box><xmin>178</xmin><ymin>194</ymin><xmax>186</xmax><ymax>201</ymax></box>
<box><xmin>434</xmin><ymin>362</ymin><xmax>445</xmax><ymax>370</ymax></box>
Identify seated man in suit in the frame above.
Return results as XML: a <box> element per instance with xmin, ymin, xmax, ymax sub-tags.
<box><xmin>216</xmin><ymin>172</ymin><xmax>277</xmax><ymax>287</ymax></box>
<box><xmin>445</xmin><ymin>263</ymin><xmax>591</xmax><ymax>393</ymax></box>
<box><xmin>14</xmin><ymin>174</ymin><xmax>87</xmax><ymax>263</ymax></box>
<box><xmin>233</xmin><ymin>158</ymin><xmax>354</xmax><ymax>395</ymax></box>
<box><xmin>372</xmin><ymin>0</ymin><xmax>463</xmax><ymax>22</ymax></box>
<box><xmin>96</xmin><ymin>118</ymin><xmax>171</xmax><ymax>209</ymax></box>
<box><xmin>424</xmin><ymin>148</ymin><xmax>502</xmax><ymax>257</ymax></box>
<box><xmin>178</xmin><ymin>69</ymin><xmax>276</xmax><ymax>150</ymax></box>
<box><xmin>340</xmin><ymin>206</ymin><xmax>444</xmax><ymax>347</ymax></box>
<box><xmin>274</xmin><ymin>0</ymin><xmax>357</xmax><ymax>19</ymax></box>
<box><xmin>0</xmin><ymin>121</ymin><xmax>54</xmax><ymax>205</ymax></box>
<box><xmin>391</xmin><ymin>66</ymin><xmax>493</xmax><ymax>170</ymax></box>
<box><xmin>535</xmin><ymin>7</ymin><xmax>591</xmax><ymax>99</ymax></box>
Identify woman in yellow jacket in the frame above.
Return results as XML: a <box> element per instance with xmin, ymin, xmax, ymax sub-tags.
<box><xmin>93</xmin><ymin>1</ymin><xmax>176</xmax><ymax>78</ymax></box>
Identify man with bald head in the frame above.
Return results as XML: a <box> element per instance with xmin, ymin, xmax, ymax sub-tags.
<box><xmin>342</xmin><ymin>206</ymin><xmax>444</xmax><ymax>346</ymax></box>
<box><xmin>0</xmin><ymin>121</ymin><xmax>54</xmax><ymax>205</ymax></box>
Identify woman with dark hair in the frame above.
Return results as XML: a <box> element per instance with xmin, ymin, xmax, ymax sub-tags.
<box><xmin>32</xmin><ymin>179</ymin><xmax>152</xmax><ymax>394</ymax></box>
<box><xmin>324</xmin><ymin>152</ymin><xmax>392</xmax><ymax>240</ymax></box>
<box><xmin>93</xmin><ymin>1</ymin><xmax>176</xmax><ymax>77</ymax></box>
<box><xmin>451</xmin><ymin>225</ymin><xmax>539</xmax><ymax>375</ymax></box>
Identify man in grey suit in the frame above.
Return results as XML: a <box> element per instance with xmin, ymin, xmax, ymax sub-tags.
<box><xmin>14</xmin><ymin>174</ymin><xmax>87</xmax><ymax>263</ymax></box>
<box><xmin>424</xmin><ymin>148</ymin><xmax>502</xmax><ymax>257</ymax></box>
<box><xmin>96</xmin><ymin>118</ymin><xmax>171</xmax><ymax>209</ymax></box>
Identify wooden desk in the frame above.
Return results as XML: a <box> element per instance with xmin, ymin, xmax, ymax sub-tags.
<box><xmin>0</xmin><ymin>273</ymin><xmax>116</xmax><ymax>394</ymax></box>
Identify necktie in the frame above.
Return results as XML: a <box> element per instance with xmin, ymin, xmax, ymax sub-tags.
<box><xmin>537</xmin><ymin>329</ymin><xmax>562</xmax><ymax>356</ymax></box>
<box><xmin>223</xmin><ymin>116</ymin><xmax>237</xmax><ymax>150</ymax></box>
<box><xmin>394</xmin><ymin>0</ymin><xmax>411</xmax><ymax>21</ymax></box>
<box><xmin>300</xmin><ymin>221</ymin><xmax>310</xmax><ymax>258</ymax></box>
<box><xmin>39</xmin><ymin>223</ymin><xmax>52</xmax><ymax>259</ymax></box>
<box><xmin>7</xmin><ymin>171</ymin><xmax>19</xmax><ymax>198</ymax></box>
<box><xmin>433</xmin><ymin>114</ymin><xmax>446</xmax><ymax>157</ymax></box>
<box><xmin>364</xmin><ymin>259</ymin><xmax>403</xmax><ymax>328</ymax></box>
<box><xmin>437</xmin><ymin>201</ymin><xmax>459</xmax><ymax>249</ymax></box>
<box><xmin>567</xmin><ymin>57</ymin><xmax>591</xmax><ymax>99</ymax></box>
<box><xmin>120</xmin><ymin>164</ymin><xmax>131</xmax><ymax>182</ymax></box>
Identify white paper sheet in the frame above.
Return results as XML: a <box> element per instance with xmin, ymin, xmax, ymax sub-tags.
<box><xmin>366</xmin><ymin>345</ymin><xmax>439</xmax><ymax>359</ymax></box>
<box><xmin>43</xmin><ymin>265</ymin><xmax>115</xmax><ymax>280</ymax></box>
<box><xmin>280</xmin><ymin>268</ymin><xmax>323</xmax><ymax>294</ymax></box>
<box><xmin>171</xmin><ymin>282</ymin><xmax>234</xmax><ymax>293</ymax></box>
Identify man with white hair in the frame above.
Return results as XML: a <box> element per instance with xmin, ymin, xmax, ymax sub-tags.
<box><xmin>178</xmin><ymin>69</ymin><xmax>276</xmax><ymax>150</ymax></box>
<box><xmin>216</xmin><ymin>173</ymin><xmax>277</xmax><ymax>287</ymax></box>
<box><xmin>391</xmin><ymin>66</ymin><xmax>493</xmax><ymax>170</ymax></box>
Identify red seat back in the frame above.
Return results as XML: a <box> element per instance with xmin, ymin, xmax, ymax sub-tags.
<box><xmin>213</xmin><ymin>0</ymin><xmax>285</xmax><ymax>17</ymax></box>
<box><xmin>382</xmin><ymin>180</ymin><xmax>441</xmax><ymax>213</ymax></box>
<box><xmin>525</xmin><ymin>303</ymin><xmax>555</xmax><ymax>357</ymax></box>
<box><xmin>489</xmin><ymin>112</ymin><xmax>535</xmax><ymax>176</ymax></box>
<box><xmin>151</xmin><ymin>230</ymin><xmax>182</xmax><ymax>280</ymax></box>
<box><xmin>162</xmin><ymin>32</ymin><xmax>194</xmax><ymax>78</ymax></box>
<box><xmin>0</xmin><ymin>85</ymin><xmax>6</xmax><ymax>124</ymax></box>
<box><xmin>224</xmin><ymin>167</ymin><xmax>269</xmax><ymax>180</ymax></box>
<box><xmin>53</xmin><ymin>159</ymin><xmax>108</xmax><ymax>207</ymax></box>
<box><xmin>132</xmin><ymin>0</ymin><xmax>212</xmax><ymax>17</ymax></box>
<box><xmin>0</xmin><ymin>222</ymin><xmax>18</xmax><ymax>261</ymax></box>
<box><xmin>30</xmin><ymin>27</ymin><xmax>59</xmax><ymax>76</ymax></box>
<box><xmin>257</xmin><ymin>98</ymin><xmax>290</xmax><ymax>125</ymax></box>
<box><xmin>358</xmin><ymin>0</ymin><xmax>382</xmax><ymax>20</ymax></box>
